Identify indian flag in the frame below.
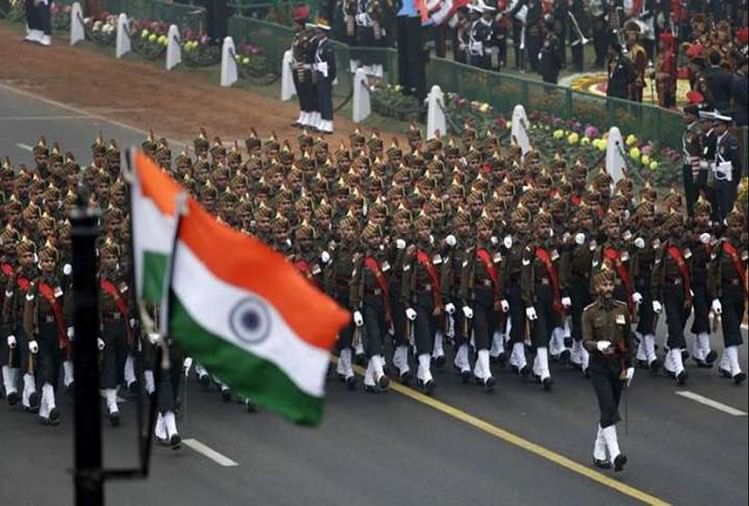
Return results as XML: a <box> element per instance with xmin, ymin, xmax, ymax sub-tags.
<box><xmin>129</xmin><ymin>151</ymin><xmax>350</xmax><ymax>425</ymax></box>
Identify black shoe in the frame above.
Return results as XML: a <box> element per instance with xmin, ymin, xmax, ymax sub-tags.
<box><xmin>704</xmin><ymin>350</ymin><xmax>718</xmax><ymax>364</ymax></box>
<box><xmin>198</xmin><ymin>374</ymin><xmax>210</xmax><ymax>389</ymax></box>
<box><xmin>733</xmin><ymin>372</ymin><xmax>747</xmax><ymax>385</ymax></box>
<box><xmin>221</xmin><ymin>389</ymin><xmax>232</xmax><ymax>402</ymax></box>
<box><xmin>418</xmin><ymin>378</ymin><xmax>435</xmax><ymax>395</ymax></box>
<box><xmin>337</xmin><ymin>373</ymin><xmax>346</xmax><ymax>383</ymax></box>
<box><xmin>290</xmin><ymin>122</ymin><xmax>303</xmax><ymax>128</ymax></box>
<box><xmin>636</xmin><ymin>359</ymin><xmax>649</xmax><ymax>369</ymax></box>
<box><xmin>564</xmin><ymin>337</ymin><xmax>573</xmax><ymax>348</ymax></box>
<box><xmin>433</xmin><ymin>355</ymin><xmax>446</xmax><ymax>368</ymax></box>
<box><xmin>398</xmin><ymin>371</ymin><xmax>411</xmax><ymax>385</ymax></box>
<box><xmin>542</xmin><ymin>377</ymin><xmax>553</xmax><ymax>391</ymax></box>
<box><xmin>65</xmin><ymin>382</ymin><xmax>75</xmax><ymax>395</ymax></box>
<box><xmin>582</xmin><ymin>368</ymin><xmax>590</xmax><ymax>379</ymax></box>
<box><xmin>169</xmin><ymin>434</ymin><xmax>182</xmax><ymax>450</ymax></box>
<box><xmin>676</xmin><ymin>370</ymin><xmax>688</xmax><ymax>385</ymax></box>
<box><xmin>663</xmin><ymin>367</ymin><xmax>676</xmax><ymax>378</ymax></box>
<box><xmin>345</xmin><ymin>375</ymin><xmax>357</xmax><ymax>390</ymax></box>
<box><xmin>519</xmin><ymin>365</ymin><xmax>531</xmax><ymax>379</ymax></box>
<box><xmin>648</xmin><ymin>359</ymin><xmax>662</xmax><ymax>375</ymax></box>
<box><xmin>560</xmin><ymin>350</ymin><xmax>571</xmax><ymax>363</ymax></box>
<box><xmin>460</xmin><ymin>369</ymin><xmax>472</xmax><ymax>384</ymax></box>
<box><xmin>694</xmin><ymin>358</ymin><xmax>713</xmax><ymax>368</ymax></box>
<box><xmin>681</xmin><ymin>349</ymin><xmax>690</xmax><ymax>362</ymax></box>
<box><xmin>593</xmin><ymin>458</ymin><xmax>612</xmax><ymax>469</ymax></box>
<box><xmin>484</xmin><ymin>376</ymin><xmax>496</xmax><ymax>392</ymax></box>
<box><xmin>109</xmin><ymin>410</ymin><xmax>121</xmax><ymax>427</ymax></box>
<box><xmin>128</xmin><ymin>381</ymin><xmax>139</xmax><ymax>396</ymax></box>
<box><xmin>719</xmin><ymin>367</ymin><xmax>732</xmax><ymax>378</ymax></box>
<box><xmin>377</xmin><ymin>374</ymin><xmax>390</xmax><ymax>390</ymax></box>
<box><xmin>382</xmin><ymin>364</ymin><xmax>391</xmax><ymax>376</ymax></box>
<box><xmin>28</xmin><ymin>392</ymin><xmax>40</xmax><ymax>412</ymax></box>
<box><xmin>7</xmin><ymin>391</ymin><xmax>19</xmax><ymax>407</ymax></box>
<box><xmin>613</xmin><ymin>454</ymin><xmax>628</xmax><ymax>472</ymax></box>
<box><xmin>363</xmin><ymin>384</ymin><xmax>380</xmax><ymax>394</ymax></box>
<box><xmin>48</xmin><ymin>408</ymin><xmax>60</xmax><ymax>425</ymax></box>
<box><xmin>496</xmin><ymin>352</ymin><xmax>507</xmax><ymax>366</ymax></box>
<box><xmin>245</xmin><ymin>400</ymin><xmax>257</xmax><ymax>413</ymax></box>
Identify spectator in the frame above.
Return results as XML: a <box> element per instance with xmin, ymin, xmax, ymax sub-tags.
<box><xmin>731</xmin><ymin>57</ymin><xmax>748</xmax><ymax>127</ymax></box>
<box><xmin>705</xmin><ymin>52</ymin><xmax>734</xmax><ymax>115</ymax></box>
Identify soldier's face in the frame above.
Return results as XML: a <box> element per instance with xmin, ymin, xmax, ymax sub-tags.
<box><xmin>694</xmin><ymin>212</ymin><xmax>709</xmax><ymax>228</ymax></box>
<box><xmin>477</xmin><ymin>223</ymin><xmax>492</xmax><ymax>242</ymax></box>
<box><xmin>40</xmin><ymin>256</ymin><xmax>55</xmax><ymax>273</ymax></box>
<box><xmin>19</xmin><ymin>251</ymin><xmax>34</xmax><ymax>268</ymax></box>
<box><xmin>101</xmin><ymin>252</ymin><xmax>117</xmax><ymax>271</ymax></box>
<box><xmin>597</xmin><ymin>279</ymin><xmax>615</xmax><ymax>298</ymax></box>
<box><xmin>367</xmin><ymin>234</ymin><xmax>381</xmax><ymax>251</ymax></box>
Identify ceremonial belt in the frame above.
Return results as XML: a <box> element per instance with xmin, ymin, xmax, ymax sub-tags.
<box><xmin>415</xmin><ymin>250</ymin><xmax>443</xmax><ymax>310</ymax></box>
<box><xmin>100</xmin><ymin>278</ymin><xmax>132</xmax><ymax>341</ymax></box>
<box><xmin>476</xmin><ymin>248</ymin><xmax>501</xmax><ymax>305</ymax></box>
<box><xmin>666</xmin><ymin>245</ymin><xmax>693</xmax><ymax>306</ymax></box>
<box><xmin>17</xmin><ymin>275</ymin><xmax>30</xmax><ymax>292</ymax></box>
<box><xmin>534</xmin><ymin>247</ymin><xmax>563</xmax><ymax>317</ymax></box>
<box><xmin>722</xmin><ymin>241</ymin><xmax>749</xmax><ymax>300</ymax></box>
<box><xmin>38</xmin><ymin>282</ymin><xmax>69</xmax><ymax>350</ymax></box>
<box><xmin>1</xmin><ymin>263</ymin><xmax>13</xmax><ymax>278</ymax></box>
<box><xmin>294</xmin><ymin>260</ymin><xmax>319</xmax><ymax>287</ymax></box>
<box><xmin>364</xmin><ymin>256</ymin><xmax>392</xmax><ymax>324</ymax></box>
<box><xmin>603</xmin><ymin>247</ymin><xmax>635</xmax><ymax>315</ymax></box>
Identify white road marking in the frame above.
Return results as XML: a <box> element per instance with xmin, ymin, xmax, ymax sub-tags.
<box><xmin>15</xmin><ymin>143</ymin><xmax>33</xmax><ymax>151</ymax></box>
<box><xmin>676</xmin><ymin>391</ymin><xmax>748</xmax><ymax>416</ymax></box>
<box><xmin>183</xmin><ymin>438</ymin><xmax>239</xmax><ymax>467</ymax></box>
<box><xmin>1</xmin><ymin>114</ymin><xmax>89</xmax><ymax>121</ymax></box>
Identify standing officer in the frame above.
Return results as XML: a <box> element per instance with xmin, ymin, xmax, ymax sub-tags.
<box><xmin>607</xmin><ymin>42</ymin><xmax>637</xmax><ymax>100</ymax></box>
<box><xmin>313</xmin><ymin>19</ymin><xmax>337</xmax><ymax>135</ymax></box>
<box><xmin>583</xmin><ymin>267</ymin><xmax>633</xmax><ymax>473</ymax></box>
<box><xmin>539</xmin><ymin>15</ymin><xmax>562</xmax><ymax>87</ymax></box>
<box><xmin>290</xmin><ymin>15</ymin><xmax>316</xmax><ymax>129</ymax></box>
<box><xmin>589</xmin><ymin>0</ymin><xmax>609</xmax><ymax>69</ymax></box>
<box><xmin>709</xmin><ymin>208</ymin><xmax>748</xmax><ymax>384</ymax></box>
<box><xmin>709</xmin><ymin>112</ymin><xmax>742</xmax><ymax>222</ymax></box>
<box><xmin>682</xmin><ymin>101</ymin><xmax>706</xmax><ymax>218</ymax></box>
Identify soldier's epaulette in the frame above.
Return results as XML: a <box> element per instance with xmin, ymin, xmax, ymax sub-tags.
<box><xmin>583</xmin><ymin>301</ymin><xmax>597</xmax><ymax>311</ymax></box>
<box><xmin>613</xmin><ymin>300</ymin><xmax>627</xmax><ymax>307</ymax></box>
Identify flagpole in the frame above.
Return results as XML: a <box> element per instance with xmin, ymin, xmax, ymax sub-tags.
<box><xmin>71</xmin><ymin>190</ymin><xmax>103</xmax><ymax>506</ymax></box>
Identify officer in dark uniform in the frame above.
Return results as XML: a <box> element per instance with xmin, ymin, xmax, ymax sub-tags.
<box><xmin>567</xmin><ymin>0</ymin><xmax>586</xmax><ymax>72</ymax></box>
<box><xmin>538</xmin><ymin>15</ymin><xmax>562</xmax><ymax>87</ymax></box>
<box><xmin>589</xmin><ymin>0</ymin><xmax>609</xmax><ymax>69</ymax></box>
<box><xmin>524</xmin><ymin>0</ymin><xmax>543</xmax><ymax>72</ymax></box>
<box><xmin>709</xmin><ymin>112</ymin><xmax>742</xmax><ymax>222</ymax></box>
<box><xmin>583</xmin><ymin>267</ymin><xmax>633</xmax><ymax>473</ymax></box>
<box><xmin>709</xmin><ymin>209</ymin><xmax>748</xmax><ymax>384</ymax></box>
<box><xmin>681</xmin><ymin>102</ymin><xmax>706</xmax><ymax>218</ymax></box>
<box><xmin>290</xmin><ymin>15</ymin><xmax>316</xmax><ymax>129</ymax></box>
<box><xmin>468</xmin><ymin>2</ymin><xmax>495</xmax><ymax>69</ymax></box>
<box><xmin>607</xmin><ymin>41</ymin><xmax>638</xmax><ymax>100</ymax></box>
<box><xmin>313</xmin><ymin>19</ymin><xmax>337</xmax><ymax>135</ymax></box>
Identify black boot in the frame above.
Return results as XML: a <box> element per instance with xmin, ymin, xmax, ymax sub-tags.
<box><xmin>613</xmin><ymin>454</ymin><xmax>628</xmax><ymax>472</ymax></box>
<box><xmin>593</xmin><ymin>458</ymin><xmax>612</xmax><ymax>469</ymax></box>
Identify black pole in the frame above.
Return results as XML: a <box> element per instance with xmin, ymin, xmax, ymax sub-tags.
<box><xmin>71</xmin><ymin>201</ymin><xmax>103</xmax><ymax>506</ymax></box>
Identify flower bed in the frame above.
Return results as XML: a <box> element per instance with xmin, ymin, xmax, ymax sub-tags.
<box><xmin>84</xmin><ymin>13</ymin><xmax>117</xmax><ymax>47</ymax></box>
<box><xmin>3</xmin><ymin>0</ymin><xmax>25</xmax><ymax>22</ymax></box>
<box><xmin>370</xmin><ymin>84</ymin><xmax>421</xmax><ymax>122</ymax></box>
<box><xmin>527</xmin><ymin>110</ymin><xmax>681</xmax><ymax>187</ymax></box>
<box><xmin>236</xmin><ymin>43</ymin><xmax>276</xmax><ymax>83</ymax></box>
<box><xmin>51</xmin><ymin>3</ymin><xmax>72</xmax><ymax>30</ymax></box>
<box><xmin>443</xmin><ymin>92</ymin><xmax>509</xmax><ymax>136</ymax></box>
<box><xmin>131</xmin><ymin>20</ymin><xmax>169</xmax><ymax>60</ymax></box>
<box><xmin>180</xmin><ymin>29</ymin><xmax>220</xmax><ymax>67</ymax></box>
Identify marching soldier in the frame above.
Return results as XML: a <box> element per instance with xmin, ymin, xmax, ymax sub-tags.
<box><xmin>329</xmin><ymin>216</ymin><xmax>358</xmax><ymax>389</ymax></box>
<box><xmin>387</xmin><ymin>208</ymin><xmax>413</xmax><ymax>383</ymax></box>
<box><xmin>651</xmin><ymin>212</ymin><xmax>692</xmax><ymax>385</ymax></box>
<box><xmin>504</xmin><ymin>206</ymin><xmax>531</xmax><ymax>379</ymax></box>
<box><xmin>23</xmin><ymin>243</ymin><xmax>67</xmax><ymax>425</ymax></box>
<box><xmin>350</xmin><ymin>223</ymin><xmax>391</xmax><ymax>393</ymax></box>
<box><xmin>709</xmin><ymin>208</ymin><xmax>748</xmax><ymax>384</ymax></box>
<box><xmin>631</xmin><ymin>206</ymin><xmax>661</xmax><ymax>373</ymax></box>
<box><xmin>583</xmin><ymin>268</ymin><xmax>633</xmax><ymax>473</ymax></box>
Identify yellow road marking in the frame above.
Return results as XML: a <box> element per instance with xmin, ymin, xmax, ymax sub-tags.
<box><xmin>345</xmin><ymin>361</ymin><xmax>670</xmax><ymax>506</ymax></box>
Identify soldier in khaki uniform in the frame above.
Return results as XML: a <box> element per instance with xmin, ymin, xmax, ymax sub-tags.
<box><xmin>583</xmin><ymin>268</ymin><xmax>634</xmax><ymax>473</ymax></box>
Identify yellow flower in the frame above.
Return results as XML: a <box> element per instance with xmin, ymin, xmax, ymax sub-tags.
<box><xmin>626</xmin><ymin>134</ymin><xmax>637</xmax><ymax>146</ymax></box>
<box><xmin>479</xmin><ymin>103</ymin><xmax>490</xmax><ymax>113</ymax></box>
<box><xmin>598</xmin><ymin>140</ymin><xmax>607</xmax><ymax>151</ymax></box>
<box><xmin>553</xmin><ymin>129</ymin><xmax>564</xmax><ymax>139</ymax></box>
<box><xmin>641</xmin><ymin>154</ymin><xmax>650</xmax><ymax>166</ymax></box>
<box><xmin>629</xmin><ymin>147</ymin><xmax>641</xmax><ymax>160</ymax></box>
<box><xmin>649</xmin><ymin>161</ymin><xmax>659</xmax><ymax>170</ymax></box>
<box><xmin>568</xmin><ymin>132</ymin><xmax>579</xmax><ymax>145</ymax></box>
<box><xmin>581</xmin><ymin>136</ymin><xmax>590</xmax><ymax>145</ymax></box>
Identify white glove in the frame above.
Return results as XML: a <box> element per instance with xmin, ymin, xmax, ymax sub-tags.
<box><xmin>63</xmin><ymin>263</ymin><xmax>72</xmax><ymax>276</ymax></box>
<box><xmin>353</xmin><ymin>310</ymin><xmax>364</xmax><ymax>327</ymax></box>
<box><xmin>575</xmin><ymin>233</ymin><xmax>585</xmax><ymax>245</ymax></box>
<box><xmin>652</xmin><ymin>300</ymin><xmax>663</xmax><ymax>313</ymax></box>
<box><xmin>147</xmin><ymin>332</ymin><xmax>161</xmax><ymax>345</ymax></box>
<box><xmin>500</xmin><ymin>299</ymin><xmax>510</xmax><ymax>312</ymax></box>
<box><xmin>321</xmin><ymin>251</ymin><xmax>331</xmax><ymax>264</ymax></box>
<box><xmin>462</xmin><ymin>306</ymin><xmax>473</xmax><ymax>319</ymax></box>
<box><xmin>561</xmin><ymin>296</ymin><xmax>572</xmax><ymax>308</ymax></box>
<box><xmin>97</xmin><ymin>337</ymin><xmax>105</xmax><ymax>351</ymax></box>
<box><xmin>596</xmin><ymin>340</ymin><xmax>612</xmax><ymax>353</ymax></box>
<box><xmin>444</xmin><ymin>303</ymin><xmax>456</xmax><ymax>315</ymax></box>
<box><xmin>632</xmin><ymin>292</ymin><xmax>643</xmax><ymax>305</ymax></box>
<box><xmin>405</xmin><ymin>308</ymin><xmax>417</xmax><ymax>321</ymax></box>
<box><xmin>445</xmin><ymin>234</ymin><xmax>457</xmax><ymax>247</ymax></box>
<box><xmin>503</xmin><ymin>235</ymin><xmax>512</xmax><ymax>249</ymax></box>
<box><xmin>634</xmin><ymin>237</ymin><xmax>645</xmax><ymax>249</ymax></box>
<box><xmin>67</xmin><ymin>327</ymin><xmax>74</xmax><ymax>340</ymax></box>
<box><xmin>699</xmin><ymin>160</ymin><xmax>709</xmax><ymax>170</ymax></box>
<box><xmin>7</xmin><ymin>335</ymin><xmax>16</xmax><ymax>349</ymax></box>
<box><xmin>183</xmin><ymin>357</ymin><xmax>193</xmax><ymax>377</ymax></box>
<box><xmin>396</xmin><ymin>239</ymin><xmax>406</xmax><ymax>250</ymax></box>
<box><xmin>28</xmin><ymin>340</ymin><xmax>39</xmax><ymax>354</ymax></box>
<box><xmin>490</xmin><ymin>236</ymin><xmax>498</xmax><ymax>246</ymax></box>
<box><xmin>129</xmin><ymin>318</ymin><xmax>136</xmax><ymax>329</ymax></box>
<box><xmin>711</xmin><ymin>299</ymin><xmax>722</xmax><ymax>315</ymax></box>
<box><xmin>525</xmin><ymin>306</ymin><xmax>537</xmax><ymax>320</ymax></box>
<box><xmin>699</xmin><ymin>233</ymin><xmax>711</xmax><ymax>245</ymax></box>
<box><xmin>625</xmin><ymin>367</ymin><xmax>635</xmax><ymax>387</ymax></box>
